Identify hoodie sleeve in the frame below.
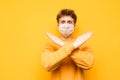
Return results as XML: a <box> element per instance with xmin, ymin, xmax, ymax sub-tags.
<box><xmin>41</xmin><ymin>41</ymin><xmax>74</xmax><ymax>71</ymax></box>
<box><xmin>70</xmin><ymin>44</ymin><xmax>94</xmax><ymax>70</ymax></box>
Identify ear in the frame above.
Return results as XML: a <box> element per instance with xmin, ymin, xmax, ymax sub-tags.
<box><xmin>74</xmin><ymin>24</ymin><xmax>76</xmax><ymax>27</ymax></box>
<box><xmin>57</xmin><ymin>23</ymin><xmax>59</xmax><ymax>28</ymax></box>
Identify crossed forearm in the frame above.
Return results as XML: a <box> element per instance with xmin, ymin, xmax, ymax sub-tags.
<box><xmin>46</xmin><ymin>32</ymin><xmax>93</xmax><ymax>49</ymax></box>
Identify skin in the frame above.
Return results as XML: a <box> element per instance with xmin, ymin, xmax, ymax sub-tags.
<box><xmin>57</xmin><ymin>16</ymin><xmax>76</xmax><ymax>40</ymax></box>
<box><xmin>46</xmin><ymin>16</ymin><xmax>92</xmax><ymax>48</ymax></box>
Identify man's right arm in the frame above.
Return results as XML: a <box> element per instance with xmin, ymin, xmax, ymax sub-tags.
<box><xmin>41</xmin><ymin>41</ymin><xmax>74</xmax><ymax>72</ymax></box>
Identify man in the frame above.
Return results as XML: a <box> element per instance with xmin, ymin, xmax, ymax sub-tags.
<box><xmin>41</xmin><ymin>9</ymin><xmax>94</xmax><ymax>80</ymax></box>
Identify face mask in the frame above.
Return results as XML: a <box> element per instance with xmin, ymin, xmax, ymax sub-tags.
<box><xmin>58</xmin><ymin>23</ymin><xmax>74</xmax><ymax>35</ymax></box>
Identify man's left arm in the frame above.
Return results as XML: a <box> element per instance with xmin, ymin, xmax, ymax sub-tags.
<box><xmin>70</xmin><ymin>44</ymin><xmax>94</xmax><ymax>70</ymax></box>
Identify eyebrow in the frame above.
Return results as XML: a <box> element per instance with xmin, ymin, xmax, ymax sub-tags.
<box><xmin>59</xmin><ymin>19</ymin><xmax>74</xmax><ymax>23</ymax></box>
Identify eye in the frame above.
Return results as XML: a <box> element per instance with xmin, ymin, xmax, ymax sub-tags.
<box><xmin>67</xmin><ymin>20</ymin><xmax>73</xmax><ymax>24</ymax></box>
<box><xmin>60</xmin><ymin>20</ymin><xmax>65</xmax><ymax>24</ymax></box>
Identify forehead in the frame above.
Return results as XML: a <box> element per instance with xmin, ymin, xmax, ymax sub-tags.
<box><xmin>59</xmin><ymin>16</ymin><xmax>74</xmax><ymax>21</ymax></box>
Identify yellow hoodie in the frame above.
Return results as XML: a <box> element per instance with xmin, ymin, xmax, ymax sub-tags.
<box><xmin>41</xmin><ymin>39</ymin><xmax>94</xmax><ymax>80</ymax></box>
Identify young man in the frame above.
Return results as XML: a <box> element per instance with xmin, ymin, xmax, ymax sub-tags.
<box><xmin>41</xmin><ymin>9</ymin><xmax>94</xmax><ymax>80</ymax></box>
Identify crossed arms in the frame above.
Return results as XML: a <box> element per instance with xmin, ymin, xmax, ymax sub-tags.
<box><xmin>41</xmin><ymin>32</ymin><xmax>94</xmax><ymax>71</ymax></box>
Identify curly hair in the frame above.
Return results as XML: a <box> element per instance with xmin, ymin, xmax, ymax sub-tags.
<box><xmin>56</xmin><ymin>9</ymin><xmax>77</xmax><ymax>23</ymax></box>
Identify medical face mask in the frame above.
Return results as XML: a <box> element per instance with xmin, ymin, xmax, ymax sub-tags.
<box><xmin>58</xmin><ymin>23</ymin><xmax>74</xmax><ymax>35</ymax></box>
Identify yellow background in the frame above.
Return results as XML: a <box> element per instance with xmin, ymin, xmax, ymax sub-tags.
<box><xmin>0</xmin><ymin>0</ymin><xmax>120</xmax><ymax>80</ymax></box>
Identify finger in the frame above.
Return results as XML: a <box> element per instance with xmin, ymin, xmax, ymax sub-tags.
<box><xmin>76</xmin><ymin>32</ymin><xmax>93</xmax><ymax>40</ymax></box>
<box><xmin>85</xmin><ymin>32</ymin><xmax>93</xmax><ymax>38</ymax></box>
<box><xmin>45</xmin><ymin>32</ymin><xmax>64</xmax><ymax>46</ymax></box>
<box><xmin>45</xmin><ymin>32</ymin><xmax>51</xmax><ymax>37</ymax></box>
<box><xmin>45</xmin><ymin>32</ymin><xmax>55</xmax><ymax>41</ymax></box>
<box><xmin>73</xmin><ymin>32</ymin><xmax>93</xmax><ymax>48</ymax></box>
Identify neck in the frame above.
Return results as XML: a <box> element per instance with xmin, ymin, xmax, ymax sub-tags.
<box><xmin>60</xmin><ymin>35</ymin><xmax>73</xmax><ymax>40</ymax></box>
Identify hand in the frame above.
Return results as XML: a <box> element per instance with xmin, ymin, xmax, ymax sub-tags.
<box><xmin>73</xmin><ymin>32</ymin><xmax>93</xmax><ymax>49</ymax></box>
<box><xmin>46</xmin><ymin>32</ymin><xmax>64</xmax><ymax>46</ymax></box>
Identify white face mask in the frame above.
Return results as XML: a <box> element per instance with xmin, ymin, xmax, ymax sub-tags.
<box><xmin>58</xmin><ymin>23</ymin><xmax>74</xmax><ymax>35</ymax></box>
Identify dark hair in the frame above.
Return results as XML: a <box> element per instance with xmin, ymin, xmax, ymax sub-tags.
<box><xmin>56</xmin><ymin>9</ymin><xmax>77</xmax><ymax>23</ymax></box>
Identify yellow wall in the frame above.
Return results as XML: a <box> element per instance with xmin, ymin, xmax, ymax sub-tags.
<box><xmin>0</xmin><ymin>0</ymin><xmax>120</xmax><ymax>80</ymax></box>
